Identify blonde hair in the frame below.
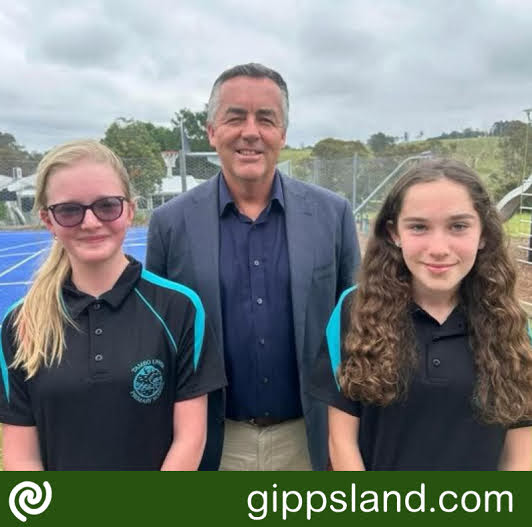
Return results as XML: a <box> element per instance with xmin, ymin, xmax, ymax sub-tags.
<box><xmin>12</xmin><ymin>139</ymin><xmax>133</xmax><ymax>378</ymax></box>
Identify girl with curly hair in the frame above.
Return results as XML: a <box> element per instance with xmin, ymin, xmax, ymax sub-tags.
<box><xmin>311</xmin><ymin>158</ymin><xmax>532</xmax><ymax>470</ymax></box>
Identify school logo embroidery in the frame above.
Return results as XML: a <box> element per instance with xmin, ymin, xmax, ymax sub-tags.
<box><xmin>130</xmin><ymin>359</ymin><xmax>165</xmax><ymax>404</ymax></box>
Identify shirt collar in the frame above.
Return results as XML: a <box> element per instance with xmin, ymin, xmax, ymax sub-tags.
<box><xmin>218</xmin><ymin>170</ymin><xmax>285</xmax><ymax>217</ymax></box>
<box><xmin>62</xmin><ymin>256</ymin><xmax>142</xmax><ymax>318</ymax></box>
<box><xmin>411</xmin><ymin>302</ymin><xmax>467</xmax><ymax>337</ymax></box>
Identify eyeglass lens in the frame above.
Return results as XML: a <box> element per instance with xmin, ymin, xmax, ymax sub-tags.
<box><xmin>52</xmin><ymin>197</ymin><xmax>124</xmax><ymax>227</ymax></box>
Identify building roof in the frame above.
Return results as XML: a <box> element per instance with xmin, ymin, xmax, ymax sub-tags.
<box><xmin>155</xmin><ymin>175</ymin><xmax>201</xmax><ymax>195</ymax></box>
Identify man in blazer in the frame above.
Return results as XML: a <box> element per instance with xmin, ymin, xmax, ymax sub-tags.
<box><xmin>146</xmin><ymin>63</ymin><xmax>359</xmax><ymax>470</ymax></box>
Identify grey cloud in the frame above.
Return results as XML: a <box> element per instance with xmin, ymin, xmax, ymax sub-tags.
<box><xmin>2</xmin><ymin>0</ymin><xmax>532</xmax><ymax>152</ymax></box>
<box><xmin>26</xmin><ymin>6</ymin><xmax>129</xmax><ymax>69</ymax></box>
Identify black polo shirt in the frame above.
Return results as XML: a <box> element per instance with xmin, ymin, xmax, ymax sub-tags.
<box><xmin>310</xmin><ymin>287</ymin><xmax>532</xmax><ymax>470</ymax></box>
<box><xmin>0</xmin><ymin>257</ymin><xmax>226</xmax><ymax>470</ymax></box>
<box><xmin>218</xmin><ymin>172</ymin><xmax>301</xmax><ymax>421</ymax></box>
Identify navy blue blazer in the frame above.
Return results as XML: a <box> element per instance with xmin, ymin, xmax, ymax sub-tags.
<box><xmin>146</xmin><ymin>172</ymin><xmax>360</xmax><ymax>470</ymax></box>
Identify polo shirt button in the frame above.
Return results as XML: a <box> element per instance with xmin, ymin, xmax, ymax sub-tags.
<box><xmin>93</xmin><ymin>303</ymin><xmax>101</xmax><ymax>310</ymax></box>
<box><xmin>253</xmin><ymin>259</ymin><xmax>260</xmax><ymax>266</ymax></box>
<box><xmin>256</xmin><ymin>297</ymin><xmax>263</xmax><ymax>305</ymax></box>
<box><xmin>263</xmin><ymin>377</ymin><xmax>269</xmax><ymax>384</ymax></box>
<box><xmin>259</xmin><ymin>338</ymin><xmax>265</xmax><ymax>345</ymax></box>
<box><xmin>95</xmin><ymin>328</ymin><xmax>103</xmax><ymax>336</ymax></box>
<box><xmin>95</xmin><ymin>354</ymin><xmax>103</xmax><ymax>362</ymax></box>
<box><xmin>265</xmin><ymin>411</ymin><xmax>270</xmax><ymax>417</ymax></box>
<box><xmin>432</xmin><ymin>358</ymin><xmax>441</xmax><ymax>367</ymax></box>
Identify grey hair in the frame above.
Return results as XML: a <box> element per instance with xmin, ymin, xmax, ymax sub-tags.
<box><xmin>206</xmin><ymin>63</ymin><xmax>289</xmax><ymax>130</ymax></box>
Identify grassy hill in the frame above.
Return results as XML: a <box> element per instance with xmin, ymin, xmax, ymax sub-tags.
<box><xmin>279</xmin><ymin>147</ymin><xmax>312</xmax><ymax>164</ymax></box>
<box><xmin>278</xmin><ymin>137</ymin><xmax>508</xmax><ymax>195</ymax></box>
<box><xmin>439</xmin><ymin>137</ymin><xmax>502</xmax><ymax>184</ymax></box>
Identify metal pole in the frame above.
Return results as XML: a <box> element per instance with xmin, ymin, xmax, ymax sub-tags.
<box><xmin>524</xmin><ymin>109</ymin><xmax>532</xmax><ymax>263</ymax></box>
<box><xmin>313</xmin><ymin>158</ymin><xmax>319</xmax><ymax>186</ymax></box>
<box><xmin>351</xmin><ymin>153</ymin><xmax>358</xmax><ymax>211</ymax></box>
<box><xmin>353</xmin><ymin>152</ymin><xmax>431</xmax><ymax>216</ymax></box>
<box><xmin>179</xmin><ymin>121</ymin><xmax>188</xmax><ymax>193</ymax></box>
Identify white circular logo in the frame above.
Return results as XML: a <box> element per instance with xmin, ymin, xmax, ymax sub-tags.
<box><xmin>8</xmin><ymin>481</ymin><xmax>52</xmax><ymax>522</ymax></box>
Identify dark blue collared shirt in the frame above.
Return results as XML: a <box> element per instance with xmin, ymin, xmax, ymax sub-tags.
<box><xmin>219</xmin><ymin>171</ymin><xmax>302</xmax><ymax>420</ymax></box>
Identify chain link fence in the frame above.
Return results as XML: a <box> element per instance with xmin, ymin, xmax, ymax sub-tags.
<box><xmin>0</xmin><ymin>152</ymin><xmax>418</xmax><ymax>229</ymax></box>
<box><xmin>1</xmin><ymin>150</ymin><xmax>531</xmax><ymax>311</ymax></box>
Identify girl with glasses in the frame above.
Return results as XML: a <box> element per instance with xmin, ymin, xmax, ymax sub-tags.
<box><xmin>0</xmin><ymin>140</ymin><xmax>226</xmax><ymax>470</ymax></box>
<box><xmin>311</xmin><ymin>158</ymin><xmax>532</xmax><ymax>470</ymax></box>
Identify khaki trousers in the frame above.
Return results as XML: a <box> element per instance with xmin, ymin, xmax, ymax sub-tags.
<box><xmin>219</xmin><ymin>418</ymin><xmax>312</xmax><ymax>471</ymax></box>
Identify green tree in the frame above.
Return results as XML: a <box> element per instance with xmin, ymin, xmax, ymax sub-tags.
<box><xmin>367</xmin><ymin>132</ymin><xmax>396</xmax><ymax>155</ymax></box>
<box><xmin>143</xmin><ymin>123</ymin><xmax>179</xmax><ymax>151</ymax></box>
<box><xmin>102</xmin><ymin>118</ymin><xmax>165</xmax><ymax>198</ymax></box>
<box><xmin>0</xmin><ymin>132</ymin><xmax>18</xmax><ymax>149</ymax></box>
<box><xmin>0</xmin><ymin>132</ymin><xmax>42</xmax><ymax>176</ymax></box>
<box><xmin>387</xmin><ymin>138</ymin><xmax>449</xmax><ymax>157</ymax></box>
<box><xmin>171</xmin><ymin>106</ymin><xmax>210</xmax><ymax>151</ymax></box>
<box><xmin>490</xmin><ymin>120</ymin><xmax>532</xmax><ymax>201</ymax></box>
<box><xmin>311</xmin><ymin>138</ymin><xmax>369</xmax><ymax>159</ymax></box>
<box><xmin>309</xmin><ymin>139</ymin><xmax>369</xmax><ymax>197</ymax></box>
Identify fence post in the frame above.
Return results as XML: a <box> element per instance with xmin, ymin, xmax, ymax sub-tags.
<box><xmin>352</xmin><ymin>154</ymin><xmax>358</xmax><ymax>211</ymax></box>
<box><xmin>313</xmin><ymin>158</ymin><xmax>320</xmax><ymax>186</ymax></box>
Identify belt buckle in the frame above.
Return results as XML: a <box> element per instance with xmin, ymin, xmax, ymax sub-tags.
<box><xmin>248</xmin><ymin>416</ymin><xmax>282</xmax><ymax>427</ymax></box>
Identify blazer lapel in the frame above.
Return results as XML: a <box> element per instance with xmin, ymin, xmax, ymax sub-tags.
<box><xmin>183</xmin><ymin>175</ymin><xmax>224</xmax><ymax>342</ymax></box>
<box><xmin>282</xmin><ymin>175</ymin><xmax>316</xmax><ymax>363</ymax></box>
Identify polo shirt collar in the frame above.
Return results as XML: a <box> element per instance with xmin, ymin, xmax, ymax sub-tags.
<box><xmin>218</xmin><ymin>170</ymin><xmax>285</xmax><ymax>217</ymax></box>
<box><xmin>62</xmin><ymin>256</ymin><xmax>142</xmax><ymax>318</ymax></box>
<box><xmin>410</xmin><ymin>302</ymin><xmax>467</xmax><ymax>338</ymax></box>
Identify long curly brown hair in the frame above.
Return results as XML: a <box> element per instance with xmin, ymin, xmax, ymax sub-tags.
<box><xmin>339</xmin><ymin>158</ymin><xmax>532</xmax><ymax>425</ymax></box>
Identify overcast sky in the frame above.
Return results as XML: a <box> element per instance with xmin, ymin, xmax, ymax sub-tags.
<box><xmin>2</xmin><ymin>0</ymin><xmax>532</xmax><ymax>152</ymax></box>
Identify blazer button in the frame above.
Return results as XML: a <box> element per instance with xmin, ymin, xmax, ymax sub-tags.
<box><xmin>95</xmin><ymin>328</ymin><xmax>103</xmax><ymax>336</ymax></box>
<box><xmin>432</xmin><ymin>358</ymin><xmax>441</xmax><ymax>367</ymax></box>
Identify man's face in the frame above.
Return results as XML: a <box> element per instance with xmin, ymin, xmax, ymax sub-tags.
<box><xmin>207</xmin><ymin>76</ymin><xmax>286</xmax><ymax>186</ymax></box>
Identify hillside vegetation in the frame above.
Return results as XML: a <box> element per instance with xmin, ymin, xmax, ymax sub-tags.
<box><xmin>279</xmin><ymin>136</ymin><xmax>515</xmax><ymax>199</ymax></box>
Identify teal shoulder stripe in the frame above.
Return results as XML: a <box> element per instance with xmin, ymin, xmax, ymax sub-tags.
<box><xmin>528</xmin><ymin>319</ymin><xmax>532</xmax><ymax>345</ymax></box>
<box><xmin>140</xmin><ymin>269</ymin><xmax>205</xmax><ymax>371</ymax></box>
<box><xmin>325</xmin><ymin>286</ymin><xmax>357</xmax><ymax>391</ymax></box>
<box><xmin>0</xmin><ymin>298</ymin><xmax>25</xmax><ymax>403</ymax></box>
<box><xmin>134</xmin><ymin>288</ymin><xmax>177</xmax><ymax>353</ymax></box>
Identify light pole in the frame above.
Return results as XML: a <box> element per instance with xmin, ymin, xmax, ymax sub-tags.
<box><xmin>523</xmin><ymin>109</ymin><xmax>532</xmax><ymax>263</ymax></box>
<box><xmin>522</xmin><ymin>109</ymin><xmax>531</xmax><ymax>183</ymax></box>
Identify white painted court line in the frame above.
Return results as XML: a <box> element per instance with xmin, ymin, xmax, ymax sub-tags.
<box><xmin>0</xmin><ymin>281</ymin><xmax>32</xmax><ymax>286</ymax></box>
<box><xmin>124</xmin><ymin>243</ymin><xmax>147</xmax><ymax>247</ymax></box>
<box><xmin>0</xmin><ymin>249</ymin><xmax>47</xmax><ymax>279</ymax></box>
<box><xmin>0</xmin><ymin>252</ymin><xmax>38</xmax><ymax>258</ymax></box>
<box><xmin>125</xmin><ymin>236</ymin><xmax>148</xmax><ymax>242</ymax></box>
<box><xmin>0</xmin><ymin>240</ymin><xmax>50</xmax><ymax>253</ymax></box>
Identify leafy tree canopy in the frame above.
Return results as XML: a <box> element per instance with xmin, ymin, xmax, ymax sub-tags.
<box><xmin>102</xmin><ymin>118</ymin><xmax>164</xmax><ymax>198</ymax></box>
<box><xmin>367</xmin><ymin>132</ymin><xmax>396</xmax><ymax>154</ymax></box>
<box><xmin>171</xmin><ymin>106</ymin><xmax>210</xmax><ymax>151</ymax></box>
<box><xmin>490</xmin><ymin>119</ymin><xmax>532</xmax><ymax>200</ymax></box>
<box><xmin>312</xmin><ymin>138</ymin><xmax>369</xmax><ymax>159</ymax></box>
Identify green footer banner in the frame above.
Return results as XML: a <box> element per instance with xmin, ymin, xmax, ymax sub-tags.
<box><xmin>0</xmin><ymin>472</ymin><xmax>530</xmax><ymax>525</ymax></box>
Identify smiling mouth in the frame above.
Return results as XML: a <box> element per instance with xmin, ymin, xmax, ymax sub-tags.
<box><xmin>236</xmin><ymin>149</ymin><xmax>262</xmax><ymax>156</ymax></box>
<box><xmin>80</xmin><ymin>236</ymin><xmax>107</xmax><ymax>243</ymax></box>
<box><xmin>424</xmin><ymin>263</ymin><xmax>456</xmax><ymax>272</ymax></box>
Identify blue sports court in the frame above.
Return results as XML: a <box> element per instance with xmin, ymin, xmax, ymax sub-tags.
<box><xmin>0</xmin><ymin>227</ymin><xmax>147</xmax><ymax>321</ymax></box>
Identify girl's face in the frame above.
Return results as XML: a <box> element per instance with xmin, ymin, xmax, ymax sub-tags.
<box><xmin>390</xmin><ymin>178</ymin><xmax>484</xmax><ymax>304</ymax></box>
<box><xmin>40</xmin><ymin>160</ymin><xmax>134</xmax><ymax>269</ymax></box>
